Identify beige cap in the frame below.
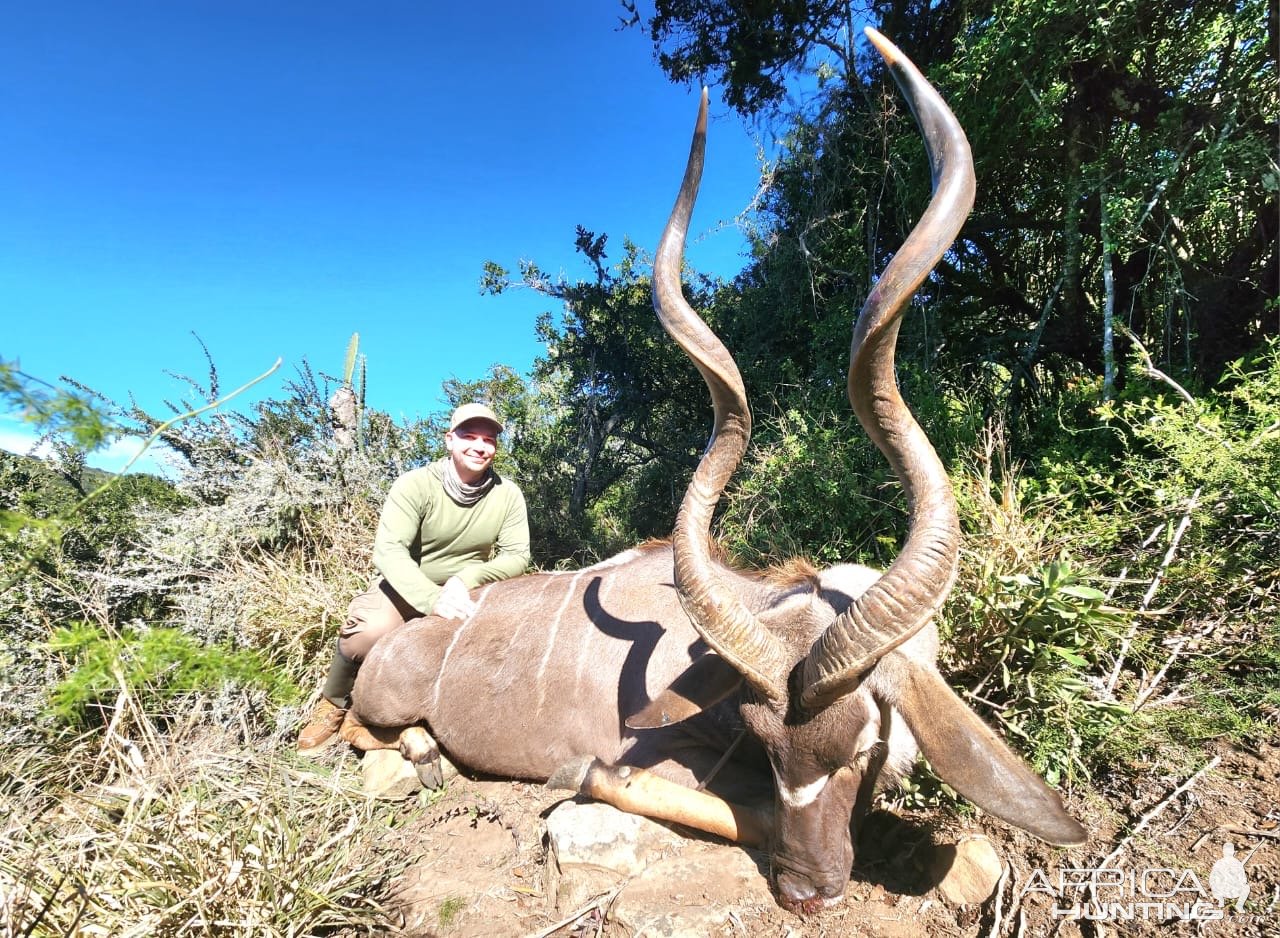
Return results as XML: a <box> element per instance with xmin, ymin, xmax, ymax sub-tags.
<box><xmin>448</xmin><ymin>402</ymin><xmax>504</xmax><ymax>433</ymax></box>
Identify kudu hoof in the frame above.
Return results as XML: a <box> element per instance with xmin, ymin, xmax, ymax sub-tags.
<box><xmin>398</xmin><ymin>725</ymin><xmax>445</xmax><ymax>790</ymax></box>
<box><xmin>414</xmin><ymin>753</ymin><xmax>444</xmax><ymax>790</ymax></box>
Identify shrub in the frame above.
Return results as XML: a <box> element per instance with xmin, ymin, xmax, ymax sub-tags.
<box><xmin>950</xmin><ymin>560</ymin><xmax>1128</xmax><ymax>785</ymax></box>
<box><xmin>46</xmin><ymin>622</ymin><xmax>297</xmax><ymax>728</ymax></box>
<box><xmin>718</xmin><ymin>405</ymin><xmax>903</xmax><ymax>568</ymax></box>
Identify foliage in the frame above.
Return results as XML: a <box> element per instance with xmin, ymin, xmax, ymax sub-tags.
<box><xmin>1</xmin><ymin>357</ymin><xmax>115</xmax><ymax>451</ymax></box>
<box><xmin>940</xmin><ymin>0</ymin><xmax>1277</xmax><ymax>397</ymax></box>
<box><xmin>437</xmin><ymin>895</ymin><xmax>467</xmax><ymax>928</ymax></box>
<box><xmin>954</xmin><ymin>560</ymin><xmax>1128</xmax><ymax>785</ymax></box>
<box><xmin>1102</xmin><ymin>340</ymin><xmax>1280</xmax><ymax>738</ymax></box>
<box><xmin>1</xmin><ymin>451</ymin><xmax>187</xmax><ymax>581</ymax></box>
<box><xmin>635</xmin><ymin>0</ymin><xmax>1278</xmax><ymax>436</ymax></box>
<box><xmin>930</xmin><ymin>341</ymin><xmax>1280</xmax><ymax>785</ymax></box>
<box><xmin>46</xmin><ymin>622</ymin><xmax>296</xmax><ymax>727</ymax></box>
<box><xmin>719</xmin><ymin>405</ymin><xmax>900</xmax><ymax>567</ymax></box>
<box><xmin>484</xmin><ymin>230</ymin><xmax>719</xmax><ymax>561</ymax></box>
<box><xmin>630</xmin><ymin>0</ymin><xmax>860</xmax><ymax>117</ymax></box>
<box><xmin>1</xmin><ymin>339</ymin><xmax>439</xmax><ymax>932</ymax></box>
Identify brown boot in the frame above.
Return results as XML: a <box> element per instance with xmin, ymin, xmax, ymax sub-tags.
<box><xmin>298</xmin><ymin>698</ymin><xmax>347</xmax><ymax>751</ymax></box>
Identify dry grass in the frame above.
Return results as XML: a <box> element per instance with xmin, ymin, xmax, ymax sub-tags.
<box><xmin>0</xmin><ymin>450</ymin><xmax>431</xmax><ymax>936</ymax></box>
<box><xmin>104</xmin><ymin>463</ymin><xmax>384</xmax><ymax>693</ymax></box>
<box><xmin>0</xmin><ymin>679</ymin><xmax>407</xmax><ymax>937</ymax></box>
<box><xmin>944</xmin><ymin>423</ymin><xmax>1067</xmax><ymax>665</ymax></box>
<box><xmin>203</xmin><ymin>498</ymin><xmax>381</xmax><ymax>679</ymax></box>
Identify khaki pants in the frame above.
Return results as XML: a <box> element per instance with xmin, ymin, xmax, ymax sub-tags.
<box><xmin>337</xmin><ymin>578</ymin><xmax>423</xmax><ymax>662</ymax></box>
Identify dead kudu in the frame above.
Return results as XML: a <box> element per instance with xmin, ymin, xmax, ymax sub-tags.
<box><xmin>343</xmin><ymin>28</ymin><xmax>1086</xmax><ymax>913</ymax></box>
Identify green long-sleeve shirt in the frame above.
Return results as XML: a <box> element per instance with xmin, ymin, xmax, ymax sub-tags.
<box><xmin>372</xmin><ymin>463</ymin><xmax>531</xmax><ymax>615</ymax></box>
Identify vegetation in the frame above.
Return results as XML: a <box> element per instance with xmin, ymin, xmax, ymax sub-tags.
<box><xmin>3</xmin><ymin>1</ymin><xmax>1276</xmax><ymax>933</ymax></box>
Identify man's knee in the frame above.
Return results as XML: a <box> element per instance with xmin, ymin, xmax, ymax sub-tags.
<box><xmin>337</xmin><ymin>628</ymin><xmax>381</xmax><ymax>663</ymax></box>
<box><xmin>338</xmin><ymin>581</ymin><xmax>408</xmax><ymax>661</ymax></box>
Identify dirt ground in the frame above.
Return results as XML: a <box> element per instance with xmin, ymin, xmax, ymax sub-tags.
<box><xmin>351</xmin><ymin>736</ymin><xmax>1279</xmax><ymax>938</ymax></box>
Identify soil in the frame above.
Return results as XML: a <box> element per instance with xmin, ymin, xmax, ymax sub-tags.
<box><xmin>352</xmin><ymin>737</ymin><xmax>1279</xmax><ymax>938</ymax></box>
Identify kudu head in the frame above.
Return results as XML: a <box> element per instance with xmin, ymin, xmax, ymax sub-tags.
<box><xmin>646</xmin><ymin>28</ymin><xmax>1086</xmax><ymax>913</ymax></box>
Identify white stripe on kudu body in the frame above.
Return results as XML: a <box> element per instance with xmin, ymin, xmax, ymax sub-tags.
<box><xmin>535</xmin><ymin>571</ymin><xmax>585</xmax><ymax>714</ymax></box>
<box><xmin>431</xmin><ymin>616</ymin><xmax>472</xmax><ymax>713</ymax></box>
<box><xmin>432</xmin><ymin>584</ymin><xmax>495</xmax><ymax>712</ymax></box>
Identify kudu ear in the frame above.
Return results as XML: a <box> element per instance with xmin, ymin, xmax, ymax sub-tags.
<box><xmin>893</xmin><ymin>663</ymin><xmax>1088</xmax><ymax>846</ymax></box>
<box><xmin>626</xmin><ymin>655</ymin><xmax>744</xmax><ymax>729</ymax></box>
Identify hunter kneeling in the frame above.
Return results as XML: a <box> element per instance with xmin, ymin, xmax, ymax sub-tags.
<box><xmin>298</xmin><ymin>402</ymin><xmax>531</xmax><ymax>751</ymax></box>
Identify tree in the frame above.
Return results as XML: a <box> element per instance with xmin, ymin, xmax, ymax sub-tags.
<box><xmin>632</xmin><ymin>0</ymin><xmax>1278</xmax><ymax>439</ymax></box>
<box><xmin>942</xmin><ymin>0</ymin><xmax>1277</xmax><ymax>395</ymax></box>
<box><xmin>484</xmin><ymin>229</ymin><xmax>723</xmax><ymax>560</ymax></box>
<box><xmin>628</xmin><ymin>0</ymin><xmax>860</xmax><ymax>117</ymax></box>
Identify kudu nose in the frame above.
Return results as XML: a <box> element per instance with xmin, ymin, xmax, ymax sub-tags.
<box><xmin>775</xmin><ymin>869</ymin><xmax>843</xmax><ymax>915</ymax></box>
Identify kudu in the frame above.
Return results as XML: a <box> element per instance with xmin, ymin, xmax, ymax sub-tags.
<box><xmin>343</xmin><ymin>27</ymin><xmax>1086</xmax><ymax>913</ymax></box>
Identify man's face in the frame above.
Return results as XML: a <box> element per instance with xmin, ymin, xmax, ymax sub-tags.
<box><xmin>445</xmin><ymin>419</ymin><xmax>499</xmax><ymax>483</ymax></box>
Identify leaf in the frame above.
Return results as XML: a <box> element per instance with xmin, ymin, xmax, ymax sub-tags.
<box><xmin>1051</xmin><ymin>646</ymin><xmax>1088</xmax><ymax>667</ymax></box>
<box><xmin>1059</xmin><ymin>584</ymin><xmax>1106</xmax><ymax>602</ymax></box>
<box><xmin>0</xmin><ymin>508</ymin><xmax>31</xmax><ymax>536</ymax></box>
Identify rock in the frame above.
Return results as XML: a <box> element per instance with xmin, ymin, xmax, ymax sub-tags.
<box><xmin>361</xmin><ymin>749</ymin><xmax>458</xmax><ymax>799</ymax></box>
<box><xmin>609</xmin><ymin>841</ymin><xmax>773</xmax><ymax>937</ymax></box>
<box><xmin>544</xmin><ymin>801</ymin><xmax>684</xmax><ymax>910</ymax></box>
<box><xmin>931</xmin><ymin>835</ymin><xmax>1004</xmax><ymax>905</ymax></box>
<box><xmin>362</xmin><ymin>749</ymin><xmax>422</xmax><ymax>799</ymax></box>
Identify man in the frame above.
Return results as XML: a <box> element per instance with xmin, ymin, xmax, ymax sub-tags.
<box><xmin>298</xmin><ymin>402</ymin><xmax>531</xmax><ymax>750</ymax></box>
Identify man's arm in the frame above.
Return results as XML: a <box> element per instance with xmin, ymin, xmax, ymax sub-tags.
<box><xmin>372</xmin><ymin>473</ymin><xmax>443</xmax><ymax>615</ymax></box>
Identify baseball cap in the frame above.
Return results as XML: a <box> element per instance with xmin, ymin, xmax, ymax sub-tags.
<box><xmin>448</xmin><ymin>402</ymin><xmax>504</xmax><ymax>433</ymax></box>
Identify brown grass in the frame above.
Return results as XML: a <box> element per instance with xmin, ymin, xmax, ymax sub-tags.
<box><xmin>0</xmin><ymin>677</ymin><xmax>407</xmax><ymax>937</ymax></box>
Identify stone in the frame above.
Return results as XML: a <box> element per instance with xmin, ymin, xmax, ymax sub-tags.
<box><xmin>361</xmin><ymin>748</ymin><xmax>458</xmax><ymax>799</ymax></box>
<box><xmin>931</xmin><ymin>835</ymin><xmax>1004</xmax><ymax>905</ymax></box>
<box><xmin>543</xmin><ymin>801</ymin><xmax>684</xmax><ymax>910</ymax></box>
<box><xmin>361</xmin><ymin>749</ymin><xmax>421</xmax><ymax>799</ymax></box>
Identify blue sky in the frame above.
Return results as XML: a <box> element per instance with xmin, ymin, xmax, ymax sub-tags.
<box><xmin>1</xmin><ymin>1</ymin><xmax>768</xmax><ymax>473</ymax></box>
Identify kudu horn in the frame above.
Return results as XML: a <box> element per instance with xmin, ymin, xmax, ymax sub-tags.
<box><xmin>653</xmin><ymin>28</ymin><xmax>974</xmax><ymax>712</ymax></box>
<box><xmin>653</xmin><ymin>87</ymin><xmax>791</xmax><ymax>702</ymax></box>
<box><xmin>800</xmin><ymin>27</ymin><xmax>973</xmax><ymax>709</ymax></box>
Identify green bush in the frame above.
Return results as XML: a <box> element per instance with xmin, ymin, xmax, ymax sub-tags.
<box><xmin>719</xmin><ymin>405</ymin><xmax>903</xmax><ymax>568</ymax></box>
<box><xmin>950</xmin><ymin>560</ymin><xmax>1129</xmax><ymax>785</ymax></box>
<box><xmin>47</xmin><ymin>622</ymin><xmax>297</xmax><ymax>727</ymax></box>
<box><xmin>950</xmin><ymin>339</ymin><xmax>1280</xmax><ymax>780</ymax></box>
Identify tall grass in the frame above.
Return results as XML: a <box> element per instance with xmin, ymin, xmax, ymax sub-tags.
<box><xmin>0</xmin><ymin>679</ymin><xmax>406</xmax><ymax>937</ymax></box>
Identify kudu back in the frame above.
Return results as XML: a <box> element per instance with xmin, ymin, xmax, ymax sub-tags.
<box><xmin>348</xmin><ymin>27</ymin><xmax>1085</xmax><ymax>913</ymax></box>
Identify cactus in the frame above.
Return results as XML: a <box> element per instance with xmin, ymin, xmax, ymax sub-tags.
<box><xmin>356</xmin><ymin>354</ymin><xmax>367</xmax><ymax>451</ymax></box>
<box><xmin>341</xmin><ymin>333</ymin><xmax>360</xmax><ymax>388</ymax></box>
<box><xmin>331</xmin><ymin>333</ymin><xmax>365</xmax><ymax>452</ymax></box>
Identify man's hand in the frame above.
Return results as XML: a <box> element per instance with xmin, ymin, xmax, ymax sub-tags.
<box><xmin>432</xmin><ymin>576</ymin><xmax>477</xmax><ymax>620</ymax></box>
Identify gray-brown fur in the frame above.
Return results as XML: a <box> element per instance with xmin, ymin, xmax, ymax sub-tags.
<box><xmin>354</xmin><ymin>544</ymin><xmax>820</xmax><ymax>789</ymax></box>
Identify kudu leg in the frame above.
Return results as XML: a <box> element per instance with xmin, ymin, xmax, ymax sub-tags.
<box><xmin>338</xmin><ymin>713</ymin><xmax>444</xmax><ymax>789</ymax></box>
<box><xmin>338</xmin><ymin>708</ymin><xmax>401</xmax><ymax>749</ymax></box>
<box><xmin>547</xmin><ymin>757</ymin><xmax>772</xmax><ymax>848</ymax></box>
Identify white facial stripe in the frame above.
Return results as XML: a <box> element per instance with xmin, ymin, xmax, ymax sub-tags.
<box><xmin>777</xmin><ymin>775</ymin><xmax>829</xmax><ymax>809</ymax></box>
<box><xmin>851</xmin><ymin>695</ymin><xmax>881</xmax><ymax>756</ymax></box>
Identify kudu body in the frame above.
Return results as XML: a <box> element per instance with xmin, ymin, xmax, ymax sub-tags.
<box><xmin>345</xmin><ymin>29</ymin><xmax>1085</xmax><ymax>912</ymax></box>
